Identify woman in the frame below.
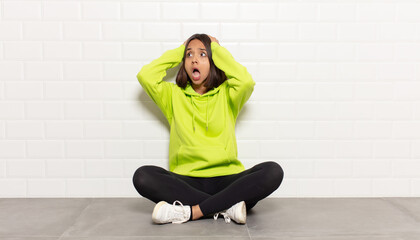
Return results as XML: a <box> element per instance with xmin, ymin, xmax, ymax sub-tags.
<box><xmin>133</xmin><ymin>34</ymin><xmax>284</xmax><ymax>224</ymax></box>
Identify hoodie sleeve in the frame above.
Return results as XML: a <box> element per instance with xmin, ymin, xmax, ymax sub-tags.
<box><xmin>136</xmin><ymin>44</ymin><xmax>186</xmax><ymax>122</ymax></box>
<box><xmin>210</xmin><ymin>42</ymin><xmax>255</xmax><ymax>119</ymax></box>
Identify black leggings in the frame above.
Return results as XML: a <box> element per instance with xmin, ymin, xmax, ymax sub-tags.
<box><xmin>132</xmin><ymin>161</ymin><xmax>284</xmax><ymax>216</ymax></box>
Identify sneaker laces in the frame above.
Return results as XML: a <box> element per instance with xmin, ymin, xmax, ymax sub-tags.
<box><xmin>213</xmin><ymin>211</ymin><xmax>231</xmax><ymax>223</ymax></box>
<box><xmin>171</xmin><ymin>200</ymin><xmax>189</xmax><ymax>224</ymax></box>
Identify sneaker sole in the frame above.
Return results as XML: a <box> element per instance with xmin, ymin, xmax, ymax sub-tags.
<box><xmin>152</xmin><ymin>201</ymin><xmax>167</xmax><ymax>224</ymax></box>
<box><xmin>236</xmin><ymin>201</ymin><xmax>247</xmax><ymax>224</ymax></box>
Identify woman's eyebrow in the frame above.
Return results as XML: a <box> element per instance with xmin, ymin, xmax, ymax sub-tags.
<box><xmin>187</xmin><ymin>48</ymin><xmax>206</xmax><ymax>51</ymax></box>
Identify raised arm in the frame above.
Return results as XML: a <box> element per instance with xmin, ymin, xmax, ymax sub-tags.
<box><xmin>137</xmin><ymin>44</ymin><xmax>185</xmax><ymax>121</ymax></box>
<box><xmin>210</xmin><ymin>40</ymin><xmax>255</xmax><ymax>118</ymax></box>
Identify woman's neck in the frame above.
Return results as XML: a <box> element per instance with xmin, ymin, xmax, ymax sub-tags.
<box><xmin>192</xmin><ymin>84</ymin><xmax>207</xmax><ymax>95</ymax></box>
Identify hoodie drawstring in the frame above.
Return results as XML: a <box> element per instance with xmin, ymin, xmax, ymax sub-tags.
<box><xmin>190</xmin><ymin>95</ymin><xmax>209</xmax><ymax>132</ymax></box>
<box><xmin>206</xmin><ymin>95</ymin><xmax>209</xmax><ymax>131</ymax></box>
<box><xmin>191</xmin><ymin>96</ymin><xmax>196</xmax><ymax>132</ymax></box>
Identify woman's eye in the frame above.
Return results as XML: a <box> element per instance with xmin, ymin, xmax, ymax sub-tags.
<box><xmin>201</xmin><ymin>52</ymin><xmax>206</xmax><ymax>57</ymax></box>
<box><xmin>187</xmin><ymin>53</ymin><xmax>192</xmax><ymax>57</ymax></box>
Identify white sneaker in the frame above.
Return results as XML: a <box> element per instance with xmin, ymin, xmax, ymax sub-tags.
<box><xmin>152</xmin><ymin>200</ymin><xmax>191</xmax><ymax>224</ymax></box>
<box><xmin>213</xmin><ymin>201</ymin><xmax>246</xmax><ymax>224</ymax></box>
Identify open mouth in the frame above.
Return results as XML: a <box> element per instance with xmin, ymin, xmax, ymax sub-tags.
<box><xmin>192</xmin><ymin>68</ymin><xmax>201</xmax><ymax>80</ymax></box>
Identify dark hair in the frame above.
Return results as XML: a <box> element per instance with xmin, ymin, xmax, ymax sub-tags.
<box><xmin>176</xmin><ymin>33</ymin><xmax>227</xmax><ymax>92</ymax></box>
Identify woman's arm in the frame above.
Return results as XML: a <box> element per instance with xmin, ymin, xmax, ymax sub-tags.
<box><xmin>210</xmin><ymin>40</ymin><xmax>256</xmax><ymax>118</ymax></box>
<box><xmin>137</xmin><ymin>44</ymin><xmax>185</xmax><ymax>121</ymax></box>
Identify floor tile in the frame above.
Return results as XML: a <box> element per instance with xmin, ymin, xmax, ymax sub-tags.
<box><xmin>252</xmin><ymin>236</ymin><xmax>404</xmax><ymax>240</ymax></box>
<box><xmin>247</xmin><ymin>198</ymin><xmax>420</xmax><ymax>238</ymax></box>
<box><xmin>0</xmin><ymin>238</ymin><xmax>58</xmax><ymax>240</ymax></box>
<box><xmin>0</xmin><ymin>199</ymin><xmax>91</xmax><ymax>237</ymax></box>
<box><xmin>61</xmin><ymin>198</ymin><xmax>249</xmax><ymax>238</ymax></box>
<box><xmin>60</xmin><ymin>237</ymin><xmax>250</xmax><ymax>240</ymax></box>
<box><xmin>384</xmin><ymin>198</ymin><xmax>420</xmax><ymax>222</ymax></box>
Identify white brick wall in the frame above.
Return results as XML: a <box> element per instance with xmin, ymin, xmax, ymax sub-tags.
<box><xmin>1</xmin><ymin>0</ymin><xmax>420</xmax><ymax>197</ymax></box>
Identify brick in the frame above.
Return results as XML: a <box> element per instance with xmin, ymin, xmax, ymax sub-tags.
<box><xmin>66</xmin><ymin>179</ymin><xmax>105</xmax><ymax>197</ymax></box>
<box><xmin>105</xmin><ymin>178</ymin><xmax>138</xmax><ymax>197</ymax></box>
<box><xmin>104</xmin><ymin>140</ymin><xmax>142</xmax><ymax>159</ymax></box>
<box><xmin>27</xmin><ymin>140</ymin><xmax>64</xmax><ymax>159</ymax></box>
<box><xmin>6</xmin><ymin>121</ymin><xmax>44</xmax><ymax>139</ymax></box>
<box><xmin>44</xmin><ymin>42</ymin><xmax>82</xmax><ymax>60</ymax></box>
<box><xmin>66</xmin><ymin>140</ymin><xmax>103</xmax><ymax>159</ymax></box>
<box><xmin>373</xmin><ymin>141</ymin><xmax>410</xmax><ymax>158</ymax></box>
<box><xmin>336</xmin><ymin>141</ymin><xmax>372</xmax><ymax>158</ymax></box>
<box><xmin>64</xmin><ymin>102</ymin><xmax>102</xmax><ymax>120</ymax></box>
<box><xmin>0</xmin><ymin>179</ymin><xmax>26</xmax><ymax>197</ymax></box>
<box><xmin>143</xmin><ymin>23</ymin><xmax>181</xmax><ymax>41</ymax></box>
<box><xmin>358</xmin><ymin>3</ymin><xmax>395</xmax><ymax>21</ymax></box>
<box><xmin>353</xmin><ymin>160</ymin><xmax>392</xmax><ymax>178</ymax></box>
<box><xmin>4</xmin><ymin>42</ymin><xmax>42</xmax><ymax>60</ymax></box>
<box><xmin>260</xmin><ymin>140</ymin><xmax>297</xmax><ymax>159</ymax></box>
<box><xmin>23</xmin><ymin>22</ymin><xmax>61</xmax><ymax>40</ymax></box>
<box><xmin>0</xmin><ymin>22</ymin><xmax>22</xmax><ymax>40</ymax></box>
<box><xmin>354</xmin><ymin>83</ymin><xmax>394</xmax><ymax>100</ymax></box>
<box><xmin>45</xmin><ymin>121</ymin><xmax>83</xmax><ymax>139</ymax></box>
<box><xmin>239</xmin><ymin>3</ymin><xmax>278</xmax><ymax>21</ymax></box>
<box><xmin>85</xmin><ymin>159</ymin><xmax>124</xmax><ymax>178</ymax></box>
<box><xmin>396</xmin><ymin>4</ymin><xmax>420</xmax><ymax>21</ymax></box>
<box><xmin>44</xmin><ymin>1</ymin><xmax>81</xmax><ymax>20</ymax></box>
<box><xmin>0</xmin><ymin>102</ymin><xmax>24</xmax><ymax>119</ymax></box>
<box><xmin>122</xmin><ymin>2</ymin><xmax>159</xmax><ymax>20</ymax></box>
<box><xmin>315</xmin><ymin>121</ymin><xmax>353</xmax><ymax>139</ymax></box>
<box><xmin>82</xmin><ymin>2</ymin><xmax>120</xmax><ymax>20</ymax></box>
<box><xmin>336</xmin><ymin>102</ymin><xmax>375</xmax><ymax>120</ymax></box>
<box><xmin>25</xmin><ymin>62</ymin><xmax>61</xmax><ymax>81</ymax></box>
<box><xmin>297</xmin><ymin>140</ymin><xmax>335</xmax><ymax>159</ymax></box>
<box><xmin>162</xmin><ymin>3</ymin><xmax>199</xmax><ymax>20</ymax></box>
<box><xmin>63</xmin><ymin>62</ymin><xmax>103</xmax><ymax>81</ymax></box>
<box><xmin>334</xmin><ymin>180</ymin><xmax>372</xmax><ymax>196</ymax></box>
<box><xmin>83</xmin><ymin>42</ymin><xmax>121</xmax><ymax>61</ymax></box>
<box><xmin>27</xmin><ymin>101</ymin><xmax>63</xmax><ymax>120</ymax></box>
<box><xmin>7</xmin><ymin>159</ymin><xmax>44</xmax><ymax>177</ymax></box>
<box><xmin>372</xmin><ymin>179</ymin><xmax>411</xmax><ymax>196</ymax></box>
<box><xmin>315</xmin><ymin>160</ymin><xmax>352</xmax><ymax>177</ymax></box>
<box><xmin>319</xmin><ymin>3</ymin><xmax>356</xmax><ymax>21</ymax></box>
<box><xmin>3</xmin><ymin>1</ymin><xmax>41</xmax><ymax>20</ymax></box>
<box><xmin>63</xmin><ymin>22</ymin><xmax>101</xmax><ymax>40</ymax></box>
<box><xmin>278</xmin><ymin>3</ymin><xmax>317</xmax><ymax>21</ymax></box>
<box><xmin>295</xmin><ymin>102</ymin><xmax>335</xmax><ymax>120</ymax></box>
<box><xmin>201</xmin><ymin>3</ymin><xmax>238</xmax><ymax>20</ymax></box>
<box><xmin>354</xmin><ymin>121</ymin><xmax>392</xmax><ymax>139</ymax></box>
<box><xmin>299</xmin><ymin>23</ymin><xmax>337</xmax><ymax>41</ymax></box>
<box><xmin>45</xmin><ymin>159</ymin><xmax>83</xmax><ymax>178</ymax></box>
<box><xmin>221</xmin><ymin>23</ymin><xmax>258</xmax><ymax>41</ymax></box>
<box><xmin>5</xmin><ymin>81</ymin><xmax>43</xmax><ymax>100</ymax></box>
<box><xmin>85</xmin><ymin>121</ymin><xmax>122</xmax><ymax>139</ymax></box>
<box><xmin>103</xmin><ymin>22</ymin><xmax>140</xmax><ymax>41</ymax></box>
<box><xmin>45</xmin><ymin>82</ymin><xmax>82</xmax><ymax>100</ymax></box>
<box><xmin>84</xmin><ymin>82</ymin><xmax>123</xmax><ymax>100</ymax></box>
<box><xmin>260</xmin><ymin>23</ymin><xmax>297</xmax><ymax>41</ymax></box>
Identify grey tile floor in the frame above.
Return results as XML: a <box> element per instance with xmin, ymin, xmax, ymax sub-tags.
<box><xmin>0</xmin><ymin>198</ymin><xmax>420</xmax><ymax>240</ymax></box>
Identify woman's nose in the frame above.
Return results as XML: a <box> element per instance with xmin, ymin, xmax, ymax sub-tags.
<box><xmin>192</xmin><ymin>55</ymin><xmax>198</xmax><ymax>63</ymax></box>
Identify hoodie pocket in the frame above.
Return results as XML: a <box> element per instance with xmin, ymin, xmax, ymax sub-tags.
<box><xmin>177</xmin><ymin>145</ymin><xmax>231</xmax><ymax>171</ymax></box>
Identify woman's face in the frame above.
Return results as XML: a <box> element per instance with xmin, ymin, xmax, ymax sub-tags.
<box><xmin>184</xmin><ymin>39</ymin><xmax>210</xmax><ymax>88</ymax></box>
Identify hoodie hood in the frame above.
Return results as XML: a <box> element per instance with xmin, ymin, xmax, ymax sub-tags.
<box><xmin>182</xmin><ymin>83</ymin><xmax>223</xmax><ymax>132</ymax></box>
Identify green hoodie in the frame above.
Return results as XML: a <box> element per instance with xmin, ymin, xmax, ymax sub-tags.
<box><xmin>137</xmin><ymin>42</ymin><xmax>255</xmax><ymax>177</ymax></box>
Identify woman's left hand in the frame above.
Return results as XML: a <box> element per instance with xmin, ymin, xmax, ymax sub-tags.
<box><xmin>207</xmin><ymin>35</ymin><xmax>220</xmax><ymax>45</ymax></box>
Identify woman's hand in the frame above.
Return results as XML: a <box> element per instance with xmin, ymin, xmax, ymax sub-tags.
<box><xmin>182</xmin><ymin>35</ymin><xmax>220</xmax><ymax>46</ymax></box>
<box><xmin>207</xmin><ymin>35</ymin><xmax>219</xmax><ymax>45</ymax></box>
